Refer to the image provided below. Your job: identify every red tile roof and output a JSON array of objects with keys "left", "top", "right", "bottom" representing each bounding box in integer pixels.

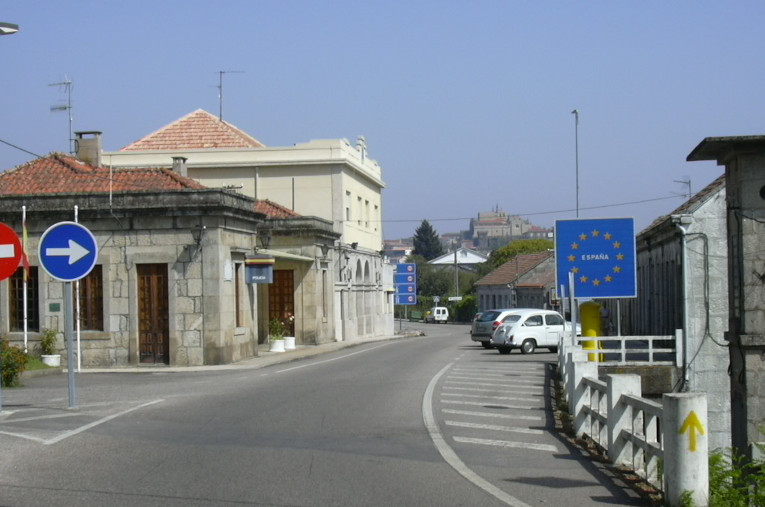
[
  {"left": 120, "top": 109, "right": 265, "bottom": 151},
  {"left": 254, "top": 199, "right": 300, "bottom": 219},
  {"left": 474, "top": 250, "right": 553, "bottom": 286},
  {"left": 0, "top": 153, "right": 207, "bottom": 195}
]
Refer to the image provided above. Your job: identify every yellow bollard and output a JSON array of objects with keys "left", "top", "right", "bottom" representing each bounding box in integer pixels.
[{"left": 580, "top": 301, "right": 603, "bottom": 361}]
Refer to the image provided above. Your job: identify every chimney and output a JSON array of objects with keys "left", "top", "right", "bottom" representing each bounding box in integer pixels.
[
  {"left": 74, "top": 131, "right": 102, "bottom": 166},
  {"left": 172, "top": 156, "right": 188, "bottom": 178}
]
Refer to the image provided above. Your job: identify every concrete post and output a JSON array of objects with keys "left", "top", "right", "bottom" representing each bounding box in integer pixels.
[
  {"left": 570, "top": 348, "right": 597, "bottom": 437},
  {"left": 606, "top": 374, "right": 642, "bottom": 466},
  {"left": 663, "top": 392, "right": 708, "bottom": 507}
]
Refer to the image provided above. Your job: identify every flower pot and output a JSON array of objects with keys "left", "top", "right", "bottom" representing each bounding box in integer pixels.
[
  {"left": 41, "top": 354, "right": 61, "bottom": 367},
  {"left": 284, "top": 336, "right": 296, "bottom": 350},
  {"left": 269, "top": 339, "right": 285, "bottom": 352}
]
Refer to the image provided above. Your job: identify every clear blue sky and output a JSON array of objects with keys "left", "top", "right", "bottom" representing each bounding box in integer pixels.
[{"left": 1, "top": 1, "right": 760, "bottom": 240}]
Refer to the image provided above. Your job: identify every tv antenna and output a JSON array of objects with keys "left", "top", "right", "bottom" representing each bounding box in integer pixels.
[
  {"left": 49, "top": 77, "right": 73, "bottom": 153},
  {"left": 673, "top": 177, "right": 692, "bottom": 200},
  {"left": 217, "top": 70, "right": 244, "bottom": 121}
]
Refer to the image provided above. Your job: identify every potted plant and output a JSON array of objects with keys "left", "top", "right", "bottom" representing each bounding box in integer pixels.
[
  {"left": 39, "top": 328, "right": 61, "bottom": 367},
  {"left": 269, "top": 317, "right": 286, "bottom": 352},
  {"left": 283, "top": 313, "right": 296, "bottom": 350}
]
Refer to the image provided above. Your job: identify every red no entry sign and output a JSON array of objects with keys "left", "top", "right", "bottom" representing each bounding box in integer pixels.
[{"left": 0, "top": 222, "right": 22, "bottom": 281}]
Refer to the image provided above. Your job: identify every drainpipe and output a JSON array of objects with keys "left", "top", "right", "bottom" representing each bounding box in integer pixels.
[{"left": 672, "top": 214, "right": 693, "bottom": 391}]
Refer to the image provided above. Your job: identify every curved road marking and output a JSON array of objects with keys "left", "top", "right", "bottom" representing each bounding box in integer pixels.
[{"left": 423, "top": 363, "right": 532, "bottom": 507}]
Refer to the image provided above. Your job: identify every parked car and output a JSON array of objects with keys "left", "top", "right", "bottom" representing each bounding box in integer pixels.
[
  {"left": 490, "top": 308, "right": 577, "bottom": 354},
  {"left": 470, "top": 309, "right": 517, "bottom": 349},
  {"left": 424, "top": 306, "right": 449, "bottom": 324}
]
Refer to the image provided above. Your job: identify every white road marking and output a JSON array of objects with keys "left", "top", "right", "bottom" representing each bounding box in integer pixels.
[
  {"left": 454, "top": 436, "right": 559, "bottom": 453},
  {"left": 273, "top": 343, "right": 392, "bottom": 373},
  {"left": 443, "top": 385, "right": 541, "bottom": 395},
  {"left": 442, "top": 408, "right": 541, "bottom": 422},
  {"left": 441, "top": 392, "right": 537, "bottom": 403},
  {"left": 424, "top": 363, "right": 532, "bottom": 507},
  {"left": 445, "top": 380, "right": 543, "bottom": 389},
  {"left": 445, "top": 420, "right": 544, "bottom": 435},
  {"left": 441, "top": 399, "right": 541, "bottom": 411},
  {"left": 448, "top": 375, "right": 544, "bottom": 385}
]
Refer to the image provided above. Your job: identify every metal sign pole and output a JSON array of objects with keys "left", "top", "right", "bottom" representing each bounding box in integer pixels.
[{"left": 65, "top": 282, "right": 77, "bottom": 408}]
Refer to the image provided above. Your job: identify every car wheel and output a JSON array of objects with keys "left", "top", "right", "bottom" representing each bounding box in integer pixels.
[
  {"left": 520, "top": 339, "right": 536, "bottom": 354},
  {"left": 481, "top": 341, "right": 493, "bottom": 349},
  {"left": 497, "top": 346, "right": 511, "bottom": 355}
]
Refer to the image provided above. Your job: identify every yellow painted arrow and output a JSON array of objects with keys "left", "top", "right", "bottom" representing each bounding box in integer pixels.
[{"left": 679, "top": 411, "right": 705, "bottom": 452}]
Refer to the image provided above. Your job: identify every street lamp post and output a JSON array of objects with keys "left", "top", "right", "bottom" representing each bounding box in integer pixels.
[
  {"left": 571, "top": 109, "right": 579, "bottom": 217},
  {"left": 0, "top": 22, "right": 19, "bottom": 36}
]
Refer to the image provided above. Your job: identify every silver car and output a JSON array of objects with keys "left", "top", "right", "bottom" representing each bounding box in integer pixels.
[{"left": 470, "top": 309, "right": 516, "bottom": 349}]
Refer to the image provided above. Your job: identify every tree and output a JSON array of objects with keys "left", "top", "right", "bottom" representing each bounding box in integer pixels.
[
  {"left": 487, "top": 238, "right": 554, "bottom": 270},
  {"left": 412, "top": 220, "right": 444, "bottom": 261}
]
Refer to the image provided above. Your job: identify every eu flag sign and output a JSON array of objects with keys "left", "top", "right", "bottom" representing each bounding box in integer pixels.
[{"left": 555, "top": 218, "right": 636, "bottom": 299}]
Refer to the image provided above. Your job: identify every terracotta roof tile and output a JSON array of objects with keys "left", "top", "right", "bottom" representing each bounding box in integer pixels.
[
  {"left": 0, "top": 153, "right": 207, "bottom": 195},
  {"left": 474, "top": 250, "right": 553, "bottom": 286},
  {"left": 254, "top": 199, "right": 300, "bottom": 219},
  {"left": 120, "top": 109, "right": 265, "bottom": 151}
]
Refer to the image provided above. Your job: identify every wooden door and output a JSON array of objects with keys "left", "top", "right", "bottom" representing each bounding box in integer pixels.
[
  {"left": 138, "top": 264, "right": 169, "bottom": 364},
  {"left": 268, "top": 270, "right": 295, "bottom": 336}
]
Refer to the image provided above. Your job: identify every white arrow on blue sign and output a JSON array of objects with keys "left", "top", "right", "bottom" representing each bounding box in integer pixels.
[{"left": 38, "top": 221, "right": 99, "bottom": 281}]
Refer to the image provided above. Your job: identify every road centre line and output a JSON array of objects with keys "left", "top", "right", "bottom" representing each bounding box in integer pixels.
[
  {"left": 441, "top": 399, "right": 542, "bottom": 411},
  {"left": 443, "top": 408, "right": 542, "bottom": 421},
  {"left": 445, "top": 420, "right": 544, "bottom": 435},
  {"left": 441, "top": 392, "right": 537, "bottom": 403},
  {"left": 424, "top": 363, "right": 532, "bottom": 507},
  {"left": 273, "top": 343, "right": 392, "bottom": 373},
  {"left": 454, "top": 436, "right": 559, "bottom": 453}
]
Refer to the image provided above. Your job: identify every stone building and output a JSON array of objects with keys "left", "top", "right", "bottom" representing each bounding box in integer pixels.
[
  {"left": 100, "top": 110, "right": 394, "bottom": 341},
  {"left": 688, "top": 136, "right": 765, "bottom": 461},
  {"left": 0, "top": 153, "right": 262, "bottom": 367},
  {"left": 602, "top": 174, "right": 730, "bottom": 451}
]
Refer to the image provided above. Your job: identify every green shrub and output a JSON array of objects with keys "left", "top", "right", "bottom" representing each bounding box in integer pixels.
[
  {"left": 1, "top": 338, "right": 29, "bottom": 387},
  {"left": 709, "top": 448, "right": 765, "bottom": 506}
]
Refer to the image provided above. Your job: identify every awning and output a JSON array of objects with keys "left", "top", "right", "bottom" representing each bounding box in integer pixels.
[{"left": 257, "top": 248, "right": 314, "bottom": 263}]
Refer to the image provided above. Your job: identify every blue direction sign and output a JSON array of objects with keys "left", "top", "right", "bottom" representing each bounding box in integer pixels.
[
  {"left": 555, "top": 218, "right": 636, "bottom": 299},
  {"left": 38, "top": 222, "right": 98, "bottom": 282},
  {"left": 394, "top": 263, "right": 417, "bottom": 305}
]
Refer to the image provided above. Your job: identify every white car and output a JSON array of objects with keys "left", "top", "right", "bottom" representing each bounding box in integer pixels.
[{"left": 490, "top": 309, "right": 578, "bottom": 354}]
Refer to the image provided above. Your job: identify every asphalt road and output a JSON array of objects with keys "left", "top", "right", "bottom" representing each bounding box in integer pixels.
[{"left": 0, "top": 323, "right": 647, "bottom": 506}]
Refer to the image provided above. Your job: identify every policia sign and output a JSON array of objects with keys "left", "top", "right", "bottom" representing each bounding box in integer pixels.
[{"left": 245, "top": 254, "right": 275, "bottom": 284}]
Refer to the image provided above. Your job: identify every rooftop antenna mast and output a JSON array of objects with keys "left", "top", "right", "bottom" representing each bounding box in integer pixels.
[
  {"left": 49, "top": 77, "right": 73, "bottom": 154},
  {"left": 217, "top": 70, "right": 244, "bottom": 121},
  {"left": 673, "top": 177, "right": 692, "bottom": 200}
]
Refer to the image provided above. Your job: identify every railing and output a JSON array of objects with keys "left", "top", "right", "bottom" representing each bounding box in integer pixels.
[
  {"left": 575, "top": 331, "right": 681, "bottom": 367},
  {"left": 559, "top": 343, "right": 708, "bottom": 506}
]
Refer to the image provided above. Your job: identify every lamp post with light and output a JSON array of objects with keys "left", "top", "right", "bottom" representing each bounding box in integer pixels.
[{"left": 571, "top": 109, "right": 579, "bottom": 217}]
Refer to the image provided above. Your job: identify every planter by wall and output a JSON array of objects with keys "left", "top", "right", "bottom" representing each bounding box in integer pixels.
[
  {"left": 41, "top": 354, "right": 61, "bottom": 367},
  {"left": 269, "top": 340, "right": 285, "bottom": 353},
  {"left": 284, "top": 336, "right": 296, "bottom": 350}
]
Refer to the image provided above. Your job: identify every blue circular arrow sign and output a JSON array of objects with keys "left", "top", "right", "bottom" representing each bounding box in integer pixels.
[{"left": 38, "top": 222, "right": 98, "bottom": 281}]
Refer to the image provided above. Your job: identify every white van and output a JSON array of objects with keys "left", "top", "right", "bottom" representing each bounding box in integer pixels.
[{"left": 424, "top": 306, "right": 449, "bottom": 324}]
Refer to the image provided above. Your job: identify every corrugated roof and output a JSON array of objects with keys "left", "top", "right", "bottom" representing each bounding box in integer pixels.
[
  {"left": 120, "top": 109, "right": 265, "bottom": 151},
  {"left": 254, "top": 199, "right": 300, "bottom": 219},
  {"left": 474, "top": 250, "right": 553, "bottom": 286},
  {"left": 0, "top": 153, "right": 207, "bottom": 194}
]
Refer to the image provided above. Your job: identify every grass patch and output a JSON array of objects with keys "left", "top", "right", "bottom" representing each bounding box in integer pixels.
[{"left": 25, "top": 357, "right": 54, "bottom": 371}]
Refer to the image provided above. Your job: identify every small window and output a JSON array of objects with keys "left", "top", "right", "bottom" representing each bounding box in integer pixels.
[
  {"left": 524, "top": 315, "right": 543, "bottom": 326},
  {"left": 9, "top": 266, "right": 39, "bottom": 332},
  {"left": 545, "top": 314, "right": 564, "bottom": 326}
]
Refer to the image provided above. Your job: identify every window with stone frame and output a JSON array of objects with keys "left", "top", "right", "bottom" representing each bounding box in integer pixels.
[
  {"left": 9, "top": 266, "right": 39, "bottom": 332},
  {"left": 75, "top": 265, "right": 104, "bottom": 331}
]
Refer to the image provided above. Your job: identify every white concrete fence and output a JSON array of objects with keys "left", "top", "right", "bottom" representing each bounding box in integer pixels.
[{"left": 559, "top": 343, "right": 709, "bottom": 506}]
